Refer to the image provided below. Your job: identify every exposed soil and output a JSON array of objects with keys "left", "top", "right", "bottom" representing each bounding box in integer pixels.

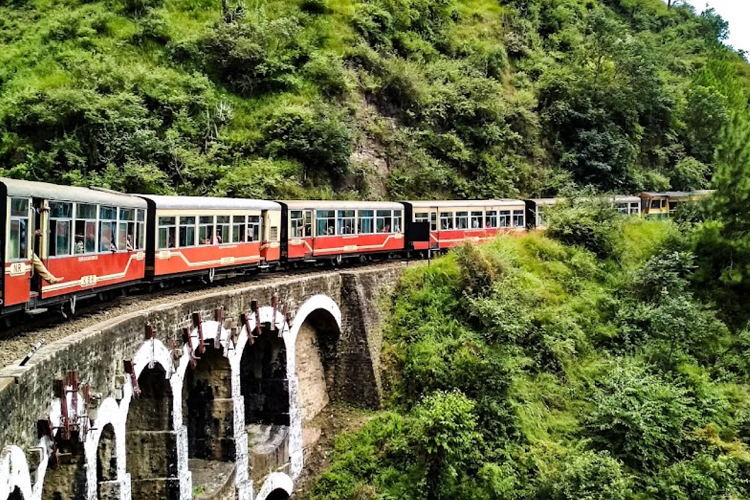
[{"left": 292, "top": 403, "right": 374, "bottom": 499}]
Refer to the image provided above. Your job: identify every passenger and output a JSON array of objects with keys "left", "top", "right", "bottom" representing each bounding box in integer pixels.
[
  {"left": 126, "top": 235, "right": 134, "bottom": 252},
  {"left": 110, "top": 240, "right": 117, "bottom": 252},
  {"left": 32, "top": 231, "right": 63, "bottom": 284},
  {"left": 75, "top": 236, "right": 84, "bottom": 254}
]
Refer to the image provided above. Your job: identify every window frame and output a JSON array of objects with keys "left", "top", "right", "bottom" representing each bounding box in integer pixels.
[
  {"left": 470, "top": 211, "right": 483, "bottom": 229},
  {"left": 158, "top": 216, "right": 177, "bottom": 250},
  {"left": 75, "top": 203, "right": 98, "bottom": 255},
  {"left": 8, "top": 197, "right": 29, "bottom": 261},
  {"left": 49, "top": 201, "right": 73, "bottom": 258},
  {"left": 179, "top": 216, "right": 197, "bottom": 248},
  {"left": 440, "top": 212, "right": 454, "bottom": 230},
  {"left": 316, "top": 210, "right": 336, "bottom": 237}
]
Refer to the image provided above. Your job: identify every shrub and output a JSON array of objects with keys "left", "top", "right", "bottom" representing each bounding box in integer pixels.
[
  {"left": 585, "top": 361, "right": 699, "bottom": 471},
  {"left": 536, "top": 450, "right": 632, "bottom": 500},
  {"left": 545, "top": 196, "right": 622, "bottom": 258}
]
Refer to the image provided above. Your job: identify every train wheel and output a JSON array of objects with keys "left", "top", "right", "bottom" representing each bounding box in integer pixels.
[
  {"left": 61, "top": 295, "right": 77, "bottom": 319},
  {"left": 332, "top": 254, "right": 342, "bottom": 267},
  {"left": 206, "top": 268, "right": 216, "bottom": 284}
]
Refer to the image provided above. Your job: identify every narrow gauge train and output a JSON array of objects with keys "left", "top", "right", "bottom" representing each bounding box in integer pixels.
[{"left": 0, "top": 178, "right": 712, "bottom": 325}]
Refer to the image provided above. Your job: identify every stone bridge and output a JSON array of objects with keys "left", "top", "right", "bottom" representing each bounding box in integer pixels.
[{"left": 0, "top": 264, "right": 406, "bottom": 500}]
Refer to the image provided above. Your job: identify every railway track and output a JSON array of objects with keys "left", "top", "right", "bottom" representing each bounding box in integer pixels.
[{"left": 0, "top": 260, "right": 410, "bottom": 370}]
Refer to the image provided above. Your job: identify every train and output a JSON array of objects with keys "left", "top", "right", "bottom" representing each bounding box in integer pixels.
[{"left": 0, "top": 178, "right": 713, "bottom": 325}]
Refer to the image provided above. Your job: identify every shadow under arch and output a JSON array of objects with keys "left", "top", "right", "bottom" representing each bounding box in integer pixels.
[
  {"left": 240, "top": 325, "right": 290, "bottom": 482},
  {"left": 8, "top": 487, "right": 23, "bottom": 500},
  {"left": 96, "top": 423, "right": 118, "bottom": 498},
  {"left": 125, "top": 364, "right": 179, "bottom": 500},
  {"left": 41, "top": 431, "right": 86, "bottom": 500},
  {"left": 266, "top": 489, "right": 290, "bottom": 500},
  {"left": 294, "top": 308, "right": 341, "bottom": 424}
]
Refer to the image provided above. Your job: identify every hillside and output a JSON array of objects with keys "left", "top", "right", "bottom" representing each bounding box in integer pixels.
[
  {"left": 311, "top": 201, "right": 750, "bottom": 500},
  {"left": 1, "top": 0, "right": 749, "bottom": 199}
]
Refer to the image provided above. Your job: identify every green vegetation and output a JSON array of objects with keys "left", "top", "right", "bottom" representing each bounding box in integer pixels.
[
  {"left": 1, "top": 0, "right": 749, "bottom": 197},
  {"left": 311, "top": 199, "right": 750, "bottom": 499}
]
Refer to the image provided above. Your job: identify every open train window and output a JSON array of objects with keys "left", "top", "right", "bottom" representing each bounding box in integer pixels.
[
  {"left": 290, "top": 211, "right": 305, "bottom": 238},
  {"left": 179, "top": 217, "right": 196, "bottom": 247},
  {"left": 440, "top": 212, "right": 453, "bottom": 230},
  {"left": 630, "top": 203, "right": 640, "bottom": 215},
  {"left": 49, "top": 202, "right": 73, "bottom": 257},
  {"left": 650, "top": 199, "right": 661, "bottom": 209},
  {"left": 99, "top": 206, "right": 117, "bottom": 252},
  {"left": 316, "top": 210, "right": 335, "bottom": 236},
  {"left": 119, "top": 209, "right": 136, "bottom": 252},
  {"left": 158, "top": 217, "right": 176, "bottom": 249},
  {"left": 136, "top": 210, "right": 146, "bottom": 250},
  {"left": 8, "top": 198, "right": 29, "bottom": 261},
  {"left": 216, "top": 216, "right": 230, "bottom": 244},
  {"left": 470, "top": 211, "right": 483, "bottom": 229},
  {"left": 485, "top": 211, "right": 498, "bottom": 228},
  {"left": 232, "top": 216, "right": 246, "bottom": 242},
  {"left": 376, "top": 210, "right": 392, "bottom": 233},
  {"left": 247, "top": 215, "right": 262, "bottom": 241},
  {"left": 393, "top": 210, "right": 402, "bottom": 232},
  {"left": 199, "top": 216, "right": 214, "bottom": 245},
  {"left": 513, "top": 210, "right": 525, "bottom": 227},
  {"left": 75, "top": 203, "right": 97, "bottom": 254},
  {"left": 338, "top": 210, "right": 356, "bottom": 235},
  {"left": 358, "top": 210, "right": 374, "bottom": 234},
  {"left": 499, "top": 210, "right": 511, "bottom": 228}
]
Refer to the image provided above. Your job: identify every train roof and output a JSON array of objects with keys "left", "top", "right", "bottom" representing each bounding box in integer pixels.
[
  {"left": 0, "top": 178, "right": 146, "bottom": 208},
  {"left": 279, "top": 200, "right": 404, "bottom": 210},
  {"left": 136, "top": 195, "right": 280, "bottom": 211},
  {"left": 641, "top": 190, "right": 714, "bottom": 198},
  {"left": 405, "top": 199, "right": 525, "bottom": 208}
]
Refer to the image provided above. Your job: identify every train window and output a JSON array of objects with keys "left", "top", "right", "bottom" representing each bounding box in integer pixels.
[
  {"left": 216, "top": 216, "right": 230, "bottom": 244},
  {"left": 8, "top": 198, "right": 29, "bottom": 261},
  {"left": 630, "top": 203, "right": 640, "bottom": 214},
  {"left": 499, "top": 210, "right": 511, "bottom": 228},
  {"left": 393, "top": 211, "right": 402, "bottom": 232},
  {"left": 158, "top": 217, "right": 176, "bottom": 249},
  {"left": 485, "top": 211, "right": 498, "bottom": 228},
  {"left": 119, "top": 209, "right": 134, "bottom": 252},
  {"left": 414, "top": 212, "right": 429, "bottom": 223},
  {"left": 247, "top": 215, "right": 262, "bottom": 242},
  {"left": 616, "top": 203, "right": 628, "bottom": 214},
  {"left": 136, "top": 210, "right": 146, "bottom": 250},
  {"left": 99, "top": 206, "right": 118, "bottom": 252},
  {"left": 358, "top": 210, "right": 374, "bottom": 234},
  {"left": 456, "top": 212, "right": 469, "bottom": 230},
  {"left": 199, "top": 216, "right": 214, "bottom": 245},
  {"left": 470, "top": 211, "right": 483, "bottom": 229},
  {"left": 430, "top": 212, "right": 437, "bottom": 231},
  {"left": 49, "top": 202, "right": 73, "bottom": 257},
  {"left": 316, "top": 210, "right": 336, "bottom": 236},
  {"left": 179, "top": 217, "right": 196, "bottom": 247},
  {"left": 669, "top": 202, "right": 680, "bottom": 212},
  {"left": 75, "top": 203, "right": 97, "bottom": 254},
  {"left": 290, "top": 211, "right": 305, "bottom": 238},
  {"left": 376, "top": 210, "right": 392, "bottom": 233},
  {"left": 440, "top": 212, "right": 454, "bottom": 230},
  {"left": 338, "top": 210, "right": 356, "bottom": 235},
  {"left": 513, "top": 210, "right": 525, "bottom": 227},
  {"left": 650, "top": 199, "right": 661, "bottom": 209},
  {"left": 232, "top": 216, "right": 246, "bottom": 243}
]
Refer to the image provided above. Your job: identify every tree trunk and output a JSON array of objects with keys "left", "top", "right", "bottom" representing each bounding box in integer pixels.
[{"left": 222, "top": 0, "right": 229, "bottom": 21}]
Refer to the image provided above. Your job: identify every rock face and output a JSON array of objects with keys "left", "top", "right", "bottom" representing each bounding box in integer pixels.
[{"left": 0, "top": 263, "right": 407, "bottom": 500}]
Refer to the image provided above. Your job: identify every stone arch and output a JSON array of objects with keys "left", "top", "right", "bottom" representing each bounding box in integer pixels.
[
  {"left": 253, "top": 472, "right": 293, "bottom": 500},
  {"left": 0, "top": 446, "right": 33, "bottom": 500},
  {"left": 125, "top": 364, "right": 180, "bottom": 500},
  {"left": 96, "top": 424, "right": 118, "bottom": 499},
  {"left": 285, "top": 295, "right": 342, "bottom": 479}
]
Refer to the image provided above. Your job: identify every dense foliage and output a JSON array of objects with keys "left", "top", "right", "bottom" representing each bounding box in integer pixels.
[
  {"left": 1, "top": 0, "right": 749, "bottom": 197},
  {"left": 311, "top": 203, "right": 750, "bottom": 499}
]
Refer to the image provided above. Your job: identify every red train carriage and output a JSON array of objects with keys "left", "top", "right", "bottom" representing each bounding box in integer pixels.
[
  {"left": 279, "top": 201, "right": 405, "bottom": 263},
  {"left": 136, "top": 196, "right": 281, "bottom": 281},
  {"left": 1, "top": 178, "right": 148, "bottom": 320},
  {"left": 403, "top": 200, "right": 527, "bottom": 252}
]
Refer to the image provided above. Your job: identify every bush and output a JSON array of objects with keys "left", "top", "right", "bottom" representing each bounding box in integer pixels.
[
  {"left": 546, "top": 196, "right": 622, "bottom": 258},
  {"left": 585, "top": 361, "right": 699, "bottom": 471},
  {"left": 536, "top": 450, "right": 632, "bottom": 500}
]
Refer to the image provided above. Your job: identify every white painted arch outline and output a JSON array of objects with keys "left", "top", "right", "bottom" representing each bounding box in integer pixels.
[{"left": 0, "top": 294, "right": 344, "bottom": 500}]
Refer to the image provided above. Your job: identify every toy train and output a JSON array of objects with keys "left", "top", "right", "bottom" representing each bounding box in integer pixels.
[{"left": 0, "top": 178, "right": 712, "bottom": 324}]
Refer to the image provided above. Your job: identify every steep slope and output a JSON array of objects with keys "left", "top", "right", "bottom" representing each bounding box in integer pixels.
[{"left": 0, "top": 0, "right": 748, "bottom": 198}]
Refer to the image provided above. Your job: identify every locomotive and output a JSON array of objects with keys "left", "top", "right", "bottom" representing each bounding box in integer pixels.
[{"left": 0, "top": 178, "right": 711, "bottom": 325}]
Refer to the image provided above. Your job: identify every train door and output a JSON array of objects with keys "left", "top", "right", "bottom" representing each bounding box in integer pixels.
[
  {"left": 5, "top": 196, "right": 32, "bottom": 307},
  {"left": 30, "top": 198, "right": 46, "bottom": 296}
]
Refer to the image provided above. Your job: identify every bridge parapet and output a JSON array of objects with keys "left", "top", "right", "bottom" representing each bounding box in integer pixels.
[{"left": 0, "top": 264, "right": 406, "bottom": 500}]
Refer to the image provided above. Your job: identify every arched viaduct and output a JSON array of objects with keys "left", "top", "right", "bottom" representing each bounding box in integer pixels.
[{"left": 0, "top": 264, "right": 405, "bottom": 500}]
